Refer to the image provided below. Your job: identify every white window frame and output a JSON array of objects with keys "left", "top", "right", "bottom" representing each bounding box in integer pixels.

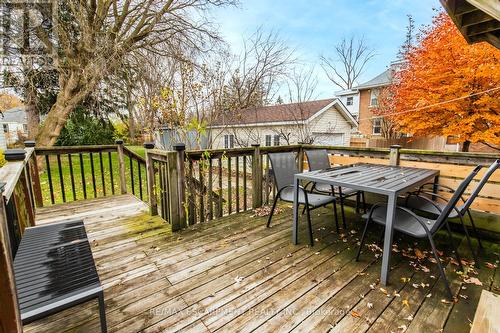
[
  {"left": 224, "top": 134, "right": 234, "bottom": 148},
  {"left": 273, "top": 135, "right": 280, "bottom": 146},
  {"left": 369, "top": 89, "right": 379, "bottom": 107},
  {"left": 372, "top": 117, "right": 382, "bottom": 135},
  {"left": 265, "top": 134, "right": 272, "bottom": 146},
  {"left": 346, "top": 96, "right": 353, "bottom": 106}
]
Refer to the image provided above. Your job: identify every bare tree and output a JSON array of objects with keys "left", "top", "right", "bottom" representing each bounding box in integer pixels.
[
  {"left": 320, "top": 36, "right": 375, "bottom": 90},
  {"left": 5, "top": 0, "right": 236, "bottom": 146}
]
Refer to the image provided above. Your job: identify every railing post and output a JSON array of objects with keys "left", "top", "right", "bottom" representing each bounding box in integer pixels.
[
  {"left": 115, "top": 140, "right": 127, "bottom": 194},
  {"left": 0, "top": 182, "right": 22, "bottom": 332},
  {"left": 252, "top": 143, "right": 263, "bottom": 209},
  {"left": 24, "top": 140, "right": 43, "bottom": 208},
  {"left": 144, "top": 142, "right": 157, "bottom": 216},
  {"left": 389, "top": 145, "right": 401, "bottom": 166},
  {"left": 173, "top": 143, "right": 187, "bottom": 230},
  {"left": 297, "top": 142, "right": 304, "bottom": 172}
]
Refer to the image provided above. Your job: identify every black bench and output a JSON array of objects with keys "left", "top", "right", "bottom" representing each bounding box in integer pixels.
[{"left": 13, "top": 219, "right": 107, "bottom": 332}]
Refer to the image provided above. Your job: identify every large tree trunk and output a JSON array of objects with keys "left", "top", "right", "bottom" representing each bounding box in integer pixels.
[
  {"left": 462, "top": 140, "right": 471, "bottom": 152},
  {"left": 25, "top": 103, "right": 40, "bottom": 139},
  {"left": 35, "top": 73, "right": 91, "bottom": 146}
]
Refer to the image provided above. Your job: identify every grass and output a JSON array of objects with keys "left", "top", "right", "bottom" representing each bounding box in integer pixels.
[{"left": 39, "top": 146, "right": 146, "bottom": 206}]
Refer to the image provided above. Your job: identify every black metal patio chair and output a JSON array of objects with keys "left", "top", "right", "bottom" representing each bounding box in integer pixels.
[
  {"left": 305, "top": 149, "right": 367, "bottom": 227},
  {"left": 266, "top": 152, "right": 340, "bottom": 245},
  {"left": 404, "top": 160, "right": 499, "bottom": 266},
  {"left": 356, "top": 165, "right": 482, "bottom": 300}
]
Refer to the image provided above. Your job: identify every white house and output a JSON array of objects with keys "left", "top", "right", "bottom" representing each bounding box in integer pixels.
[
  {"left": 209, "top": 98, "right": 357, "bottom": 149},
  {"left": 334, "top": 89, "right": 360, "bottom": 120},
  {"left": 1, "top": 106, "right": 27, "bottom": 145}
]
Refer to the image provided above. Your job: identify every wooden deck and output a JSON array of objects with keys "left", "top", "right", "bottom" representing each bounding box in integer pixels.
[{"left": 26, "top": 195, "right": 499, "bottom": 333}]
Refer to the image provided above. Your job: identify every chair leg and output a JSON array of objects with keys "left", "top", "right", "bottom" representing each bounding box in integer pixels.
[
  {"left": 267, "top": 195, "right": 279, "bottom": 228},
  {"left": 458, "top": 214, "right": 480, "bottom": 268},
  {"left": 355, "top": 192, "right": 360, "bottom": 214},
  {"left": 305, "top": 204, "right": 314, "bottom": 246},
  {"left": 428, "top": 235, "right": 454, "bottom": 300},
  {"left": 361, "top": 191, "right": 367, "bottom": 213},
  {"left": 356, "top": 217, "right": 371, "bottom": 261},
  {"left": 444, "top": 221, "right": 464, "bottom": 272},
  {"left": 467, "top": 209, "right": 483, "bottom": 249},
  {"left": 333, "top": 200, "right": 340, "bottom": 233},
  {"left": 339, "top": 195, "right": 347, "bottom": 229},
  {"left": 98, "top": 292, "right": 108, "bottom": 333}
]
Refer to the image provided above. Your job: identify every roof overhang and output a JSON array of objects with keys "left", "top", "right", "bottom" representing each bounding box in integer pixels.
[{"left": 440, "top": 0, "right": 500, "bottom": 49}]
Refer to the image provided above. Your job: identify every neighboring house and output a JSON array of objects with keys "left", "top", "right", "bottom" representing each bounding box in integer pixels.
[
  {"left": 1, "top": 106, "right": 27, "bottom": 145},
  {"left": 335, "top": 89, "right": 359, "bottom": 120},
  {"left": 209, "top": 98, "right": 357, "bottom": 149}
]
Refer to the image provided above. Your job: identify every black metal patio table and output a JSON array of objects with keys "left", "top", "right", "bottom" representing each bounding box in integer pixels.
[
  {"left": 292, "top": 163, "right": 439, "bottom": 285},
  {"left": 13, "top": 219, "right": 107, "bottom": 332}
]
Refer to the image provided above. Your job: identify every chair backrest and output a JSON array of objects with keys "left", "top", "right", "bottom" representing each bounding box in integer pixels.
[
  {"left": 268, "top": 152, "right": 299, "bottom": 191},
  {"left": 305, "top": 149, "right": 330, "bottom": 171},
  {"left": 431, "top": 165, "right": 482, "bottom": 233},
  {"left": 461, "top": 159, "right": 500, "bottom": 213}
]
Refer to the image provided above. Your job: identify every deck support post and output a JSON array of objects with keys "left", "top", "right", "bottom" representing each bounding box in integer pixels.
[
  {"left": 172, "top": 144, "right": 187, "bottom": 231},
  {"left": 144, "top": 142, "right": 157, "bottom": 216},
  {"left": 0, "top": 182, "right": 22, "bottom": 332},
  {"left": 252, "top": 144, "right": 263, "bottom": 209},
  {"left": 115, "top": 140, "right": 127, "bottom": 194},
  {"left": 389, "top": 145, "right": 401, "bottom": 166},
  {"left": 24, "top": 141, "right": 43, "bottom": 208}
]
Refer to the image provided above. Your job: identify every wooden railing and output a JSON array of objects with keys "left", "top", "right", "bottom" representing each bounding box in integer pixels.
[
  {"left": 31, "top": 140, "right": 147, "bottom": 207},
  {"left": 1, "top": 142, "right": 498, "bottom": 234}
]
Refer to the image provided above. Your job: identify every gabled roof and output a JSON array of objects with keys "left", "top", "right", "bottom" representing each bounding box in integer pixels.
[
  {"left": 211, "top": 98, "right": 357, "bottom": 128},
  {"left": 355, "top": 69, "right": 392, "bottom": 90},
  {"left": 1, "top": 106, "right": 27, "bottom": 124}
]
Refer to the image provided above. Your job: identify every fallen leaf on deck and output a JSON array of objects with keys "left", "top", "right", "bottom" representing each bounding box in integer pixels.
[
  {"left": 367, "top": 302, "right": 373, "bottom": 309},
  {"left": 415, "top": 248, "right": 425, "bottom": 260},
  {"left": 412, "top": 283, "right": 419, "bottom": 289},
  {"left": 234, "top": 276, "right": 244, "bottom": 283},
  {"left": 380, "top": 288, "right": 388, "bottom": 294},
  {"left": 426, "top": 293, "right": 432, "bottom": 298},
  {"left": 464, "top": 277, "right": 482, "bottom": 286},
  {"left": 402, "top": 299, "right": 410, "bottom": 307},
  {"left": 405, "top": 314, "right": 414, "bottom": 321},
  {"left": 398, "top": 324, "right": 407, "bottom": 331},
  {"left": 369, "top": 283, "right": 376, "bottom": 290},
  {"left": 441, "top": 299, "right": 453, "bottom": 304},
  {"left": 459, "top": 294, "right": 468, "bottom": 299},
  {"left": 351, "top": 311, "right": 361, "bottom": 318},
  {"left": 400, "top": 277, "right": 411, "bottom": 283}
]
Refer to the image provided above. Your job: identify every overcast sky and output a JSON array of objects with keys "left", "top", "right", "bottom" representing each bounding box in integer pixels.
[{"left": 211, "top": 0, "right": 441, "bottom": 99}]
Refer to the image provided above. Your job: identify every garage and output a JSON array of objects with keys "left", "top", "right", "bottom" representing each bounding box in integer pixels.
[{"left": 313, "top": 132, "right": 345, "bottom": 146}]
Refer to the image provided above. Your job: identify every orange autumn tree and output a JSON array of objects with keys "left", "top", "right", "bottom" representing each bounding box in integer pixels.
[{"left": 383, "top": 12, "right": 500, "bottom": 151}]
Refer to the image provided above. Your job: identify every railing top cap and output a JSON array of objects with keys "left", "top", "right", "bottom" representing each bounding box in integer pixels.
[
  {"left": 115, "top": 139, "right": 124, "bottom": 144},
  {"left": 24, "top": 140, "right": 36, "bottom": 147},
  {"left": 4, "top": 149, "right": 26, "bottom": 161},
  {"left": 173, "top": 143, "right": 185, "bottom": 151},
  {"left": 143, "top": 142, "right": 155, "bottom": 149}
]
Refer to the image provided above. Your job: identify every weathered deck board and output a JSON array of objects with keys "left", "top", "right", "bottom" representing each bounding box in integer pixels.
[{"left": 24, "top": 195, "right": 498, "bottom": 333}]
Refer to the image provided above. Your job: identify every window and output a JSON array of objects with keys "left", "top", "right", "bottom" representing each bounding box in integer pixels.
[
  {"left": 224, "top": 134, "right": 234, "bottom": 148},
  {"left": 23, "top": 124, "right": 28, "bottom": 132},
  {"left": 265, "top": 135, "right": 272, "bottom": 146},
  {"left": 273, "top": 135, "right": 280, "bottom": 146},
  {"left": 346, "top": 96, "right": 353, "bottom": 106},
  {"left": 372, "top": 118, "right": 382, "bottom": 135},
  {"left": 3, "top": 124, "right": 8, "bottom": 133},
  {"left": 370, "top": 89, "right": 379, "bottom": 106}
]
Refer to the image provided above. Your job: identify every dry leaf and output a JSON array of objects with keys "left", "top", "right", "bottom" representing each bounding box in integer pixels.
[
  {"left": 464, "top": 277, "right": 482, "bottom": 286},
  {"left": 400, "top": 277, "right": 411, "bottom": 283},
  {"left": 415, "top": 248, "right": 425, "bottom": 260},
  {"left": 398, "top": 324, "right": 407, "bottom": 331},
  {"left": 405, "top": 315, "right": 414, "bottom": 321},
  {"left": 485, "top": 262, "right": 497, "bottom": 269},
  {"left": 441, "top": 299, "right": 452, "bottom": 304},
  {"left": 234, "top": 276, "right": 244, "bottom": 283},
  {"left": 380, "top": 288, "right": 388, "bottom": 294},
  {"left": 367, "top": 302, "right": 374, "bottom": 309},
  {"left": 351, "top": 311, "right": 361, "bottom": 318},
  {"left": 402, "top": 299, "right": 410, "bottom": 307}
]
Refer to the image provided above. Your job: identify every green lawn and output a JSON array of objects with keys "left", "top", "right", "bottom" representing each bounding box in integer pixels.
[{"left": 39, "top": 146, "right": 147, "bottom": 206}]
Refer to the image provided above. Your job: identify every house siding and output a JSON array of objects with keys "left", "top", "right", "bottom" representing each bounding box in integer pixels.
[
  {"left": 210, "top": 104, "right": 353, "bottom": 148},
  {"left": 358, "top": 89, "right": 378, "bottom": 136},
  {"left": 0, "top": 130, "right": 6, "bottom": 150}
]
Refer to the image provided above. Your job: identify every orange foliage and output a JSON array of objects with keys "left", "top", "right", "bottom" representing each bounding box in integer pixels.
[
  {"left": 0, "top": 93, "right": 22, "bottom": 113},
  {"left": 385, "top": 12, "right": 500, "bottom": 147}
]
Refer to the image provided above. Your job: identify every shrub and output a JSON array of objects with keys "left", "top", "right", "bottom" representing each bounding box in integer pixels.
[{"left": 57, "top": 107, "right": 115, "bottom": 146}]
